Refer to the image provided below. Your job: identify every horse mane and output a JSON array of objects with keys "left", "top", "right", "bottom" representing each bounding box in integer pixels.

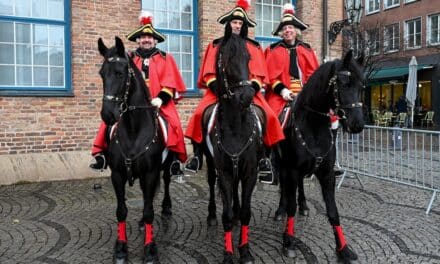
[{"left": 216, "top": 34, "right": 250, "bottom": 77}]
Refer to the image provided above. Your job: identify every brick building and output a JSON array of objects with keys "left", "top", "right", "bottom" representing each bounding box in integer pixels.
[
  {"left": 0, "top": 0, "right": 342, "bottom": 184},
  {"left": 354, "top": 0, "right": 440, "bottom": 126}
]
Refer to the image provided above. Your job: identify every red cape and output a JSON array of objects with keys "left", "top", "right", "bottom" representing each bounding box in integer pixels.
[
  {"left": 92, "top": 51, "right": 187, "bottom": 162},
  {"left": 185, "top": 39, "right": 284, "bottom": 147},
  {"left": 264, "top": 42, "right": 319, "bottom": 116}
]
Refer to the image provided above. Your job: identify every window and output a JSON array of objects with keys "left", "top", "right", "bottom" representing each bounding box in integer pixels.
[
  {"left": 384, "top": 0, "right": 399, "bottom": 9},
  {"left": 255, "top": 0, "right": 293, "bottom": 49},
  {"left": 366, "top": 0, "right": 380, "bottom": 15},
  {"left": 350, "top": 33, "right": 364, "bottom": 58},
  {"left": 405, "top": 18, "right": 422, "bottom": 49},
  {"left": 0, "top": 0, "right": 71, "bottom": 96},
  {"left": 367, "top": 29, "right": 380, "bottom": 55},
  {"left": 384, "top": 23, "right": 399, "bottom": 52},
  {"left": 428, "top": 13, "right": 440, "bottom": 45},
  {"left": 142, "top": 0, "right": 198, "bottom": 93}
]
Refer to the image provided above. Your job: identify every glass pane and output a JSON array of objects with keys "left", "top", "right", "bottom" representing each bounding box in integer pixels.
[
  {"left": 154, "top": 0, "right": 166, "bottom": 10},
  {"left": 181, "top": 36, "right": 191, "bottom": 53},
  {"left": 16, "top": 23, "right": 31, "bottom": 43},
  {"left": 256, "top": 4, "right": 262, "bottom": 21},
  {"left": 263, "top": 6, "right": 272, "bottom": 21},
  {"left": 182, "top": 54, "right": 191, "bottom": 71},
  {"left": 169, "top": 35, "right": 179, "bottom": 52},
  {"left": 16, "top": 0, "right": 32, "bottom": 17},
  {"left": 182, "top": 13, "right": 191, "bottom": 30},
  {"left": 155, "top": 11, "right": 168, "bottom": 28},
  {"left": 16, "top": 44, "right": 32, "bottom": 64},
  {"left": 183, "top": 72, "right": 192, "bottom": 88},
  {"left": 0, "top": 65, "right": 14, "bottom": 85},
  {"left": 32, "top": 0, "right": 47, "bottom": 18},
  {"left": 34, "top": 66, "right": 48, "bottom": 86},
  {"left": 0, "top": 44, "right": 14, "bottom": 64},
  {"left": 169, "top": 0, "right": 178, "bottom": 11},
  {"left": 273, "top": 6, "right": 281, "bottom": 20},
  {"left": 169, "top": 12, "right": 180, "bottom": 30},
  {"left": 181, "top": 0, "right": 192, "bottom": 12},
  {"left": 17, "top": 66, "right": 32, "bottom": 85},
  {"left": 49, "top": 47, "right": 63, "bottom": 66},
  {"left": 49, "top": 25, "right": 64, "bottom": 46},
  {"left": 47, "top": 0, "right": 64, "bottom": 20},
  {"left": 50, "top": 67, "right": 64, "bottom": 86},
  {"left": 263, "top": 21, "right": 272, "bottom": 36},
  {"left": 0, "top": 22, "right": 14, "bottom": 42},
  {"left": 0, "top": 0, "right": 13, "bottom": 15},
  {"left": 34, "top": 24, "right": 48, "bottom": 45},
  {"left": 172, "top": 52, "right": 180, "bottom": 67},
  {"left": 34, "top": 46, "right": 48, "bottom": 65}
]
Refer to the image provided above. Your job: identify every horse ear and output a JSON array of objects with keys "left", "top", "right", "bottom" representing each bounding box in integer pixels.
[
  {"left": 356, "top": 52, "right": 365, "bottom": 66},
  {"left": 343, "top": 49, "right": 354, "bottom": 67},
  {"left": 98, "top": 38, "right": 108, "bottom": 57},
  {"left": 115, "top": 36, "right": 125, "bottom": 57}
]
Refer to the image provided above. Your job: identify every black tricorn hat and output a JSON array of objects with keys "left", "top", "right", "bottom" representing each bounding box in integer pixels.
[
  {"left": 127, "top": 11, "right": 166, "bottom": 43},
  {"left": 272, "top": 3, "right": 308, "bottom": 36},
  {"left": 217, "top": 0, "right": 257, "bottom": 27}
]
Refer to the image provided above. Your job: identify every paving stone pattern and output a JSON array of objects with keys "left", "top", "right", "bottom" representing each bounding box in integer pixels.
[{"left": 0, "top": 171, "right": 439, "bottom": 264}]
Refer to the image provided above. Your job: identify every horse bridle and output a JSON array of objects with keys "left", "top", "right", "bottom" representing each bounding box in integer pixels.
[
  {"left": 102, "top": 54, "right": 155, "bottom": 115},
  {"left": 217, "top": 53, "right": 252, "bottom": 100},
  {"left": 329, "top": 70, "right": 363, "bottom": 119}
]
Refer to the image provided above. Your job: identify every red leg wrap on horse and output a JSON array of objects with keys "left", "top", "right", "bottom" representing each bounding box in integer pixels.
[
  {"left": 224, "top": 231, "right": 233, "bottom": 253},
  {"left": 144, "top": 224, "right": 153, "bottom": 245},
  {"left": 117, "top": 221, "right": 127, "bottom": 242},
  {"left": 333, "top": 225, "right": 347, "bottom": 251},
  {"left": 239, "top": 225, "right": 249, "bottom": 247},
  {"left": 285, "top": 217, "right": 295, "bottom": 236}
]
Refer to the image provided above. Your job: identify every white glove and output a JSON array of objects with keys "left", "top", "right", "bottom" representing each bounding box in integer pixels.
[
  {"left": 280, "top": 88, "right": 294, "bottom": 101},
  {"left": 151, "top": 97, "right": 163, "bottom": 108}
]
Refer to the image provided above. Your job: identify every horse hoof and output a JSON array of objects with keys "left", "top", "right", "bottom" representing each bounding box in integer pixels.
[
  {"left": 113, "top": 240, "right": 128, "bottom": 263},
  {"left": 207, "top": 216, "right": 218, "bottom": 226},
  {"left": 283, "top": 247, "right": 297, "bottom": 258},
  {"left": 274, "top": 209, "right": 285, "bottom": 221},
  {"left": 299, "top": 209, "right": 309, "bottom": 216},
  {"left": 143, "top": 243, "right": 159, "bottom": 264},
  {"left": 337, "top": 245, "right": 358, "bottom": 263},
  {"left": 223, "top": 251, "right": 234, "bottom": 264},
  {"left": 162, "top": 206, "right": 172, "bottom": 216},
  {"left": 238, "top": 244, "right": 255, "bottom": 264}
]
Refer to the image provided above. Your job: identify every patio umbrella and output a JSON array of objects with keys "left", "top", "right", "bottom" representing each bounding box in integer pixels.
[{"left": 405, "top": 56, "right": 417, "bottom": 127}]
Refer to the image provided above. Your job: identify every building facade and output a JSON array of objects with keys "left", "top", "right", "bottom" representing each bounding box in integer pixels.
[
  {"left": 355, "top": 0, "right": 440, "bottom": 125},
  {"left": 0, "top": 0, "right": 342, "bottom": 184}
]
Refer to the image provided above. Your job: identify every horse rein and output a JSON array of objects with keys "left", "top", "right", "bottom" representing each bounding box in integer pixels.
[{"left": 329, "top": 70, "right": 363, "bottom": 119}]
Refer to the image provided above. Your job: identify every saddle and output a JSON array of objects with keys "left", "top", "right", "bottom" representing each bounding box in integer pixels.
[{"left": 278, "top": 98, "right": 297, "bottom": 129}]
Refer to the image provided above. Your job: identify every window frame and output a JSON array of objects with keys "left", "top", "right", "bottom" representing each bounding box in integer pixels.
[
  {"left": 383, "top": 23, "right": 400, "bottom": 53},
  {"left": 427, "top": 13, "right": 440, "bottom": 46},
  {"left": 366, "top": 0, "right": 381, "bottom": 15},
  {"left": 404, "top": 17, "right": 422, "bottom": 50},
  {"left": 367, "top": 28, "right": 380, "bottom": 56},
  {"left": 255, "top": 0, "right": 296, "bottom": 49},
  {"left": 141, "top": 0, "right": 199, "bottom": 96},
  {"left": 383, "top": 0, "right": 400, "bottom": 10},
  {"left": 0, "top": 0, "right": 72, "bottom": 97},
  {"left": 404, "top": 0, "right": 417, "bottom": 4}
]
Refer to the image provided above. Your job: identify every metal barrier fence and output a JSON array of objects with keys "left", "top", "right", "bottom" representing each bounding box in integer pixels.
[{"left": 336, "top": 125, "right": 440, "bottom": 214}]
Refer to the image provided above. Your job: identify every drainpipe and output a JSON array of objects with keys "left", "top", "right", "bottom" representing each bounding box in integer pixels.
[{"left": 323, "top": 0, "right": 328, "bottom": 62}]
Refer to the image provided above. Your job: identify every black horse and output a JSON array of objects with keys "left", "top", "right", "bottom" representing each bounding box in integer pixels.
[
  {"left": 202, "top": 34, "right": 264, "bottom": 264},
  {"left": 278, "top": 50, "right": 364, "bottom": 263},
  {"left": 98, "top": 37, "right": 174, "bottom": 264}
]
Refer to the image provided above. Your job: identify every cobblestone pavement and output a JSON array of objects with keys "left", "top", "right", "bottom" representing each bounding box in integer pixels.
[{"left": 0, "top": 170, "right": 439, "bottom": 264}]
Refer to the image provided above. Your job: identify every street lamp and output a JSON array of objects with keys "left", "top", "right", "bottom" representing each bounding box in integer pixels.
[{"left": 328, "top": 0, "right": 363, "bottom": 45}]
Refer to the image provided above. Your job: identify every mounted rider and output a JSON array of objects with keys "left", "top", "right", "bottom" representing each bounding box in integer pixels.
[
  {"left": 90, "top": 11, "right": 187, "bottom": 176},
  {"left": 184, "top": 0, "right": 285, "bottom": 173},
  {"left": 260, "top": 3, "right": 320, "bottom": 184}
]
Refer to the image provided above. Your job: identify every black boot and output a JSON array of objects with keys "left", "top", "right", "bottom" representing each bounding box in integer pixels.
[
  {"left": 90, "top": 153, "right": 107, "bottom": 170},
  {"left": 185, "top": 142, "right": 203, "bottom": 172},
  {"left": 170, "top": 160, "right": 184, "bottom": 177},
  {"left": 258, "top": 158, "right": 273, "bottom": 184}
]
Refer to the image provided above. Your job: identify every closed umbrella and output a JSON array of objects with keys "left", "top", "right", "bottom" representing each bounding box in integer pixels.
[{"left": 405, "top": 56, "right": 417, "bottom": 127}]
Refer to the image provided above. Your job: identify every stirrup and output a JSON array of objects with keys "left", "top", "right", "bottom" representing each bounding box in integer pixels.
[
  {"left": 184, "top": 156, "right": 200, "bottom": 173},
  {"left": 89, "top": 153, "right": 107, "bottom": 171},
  {"left": 258, "top": 172, "right": 274, "bottom": 184},
  {"left": 258, "top": 158, "right": 272, "bottom": 173},
  {"left": 170, "top": 160, "right": 184, "bottom": 177}
]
